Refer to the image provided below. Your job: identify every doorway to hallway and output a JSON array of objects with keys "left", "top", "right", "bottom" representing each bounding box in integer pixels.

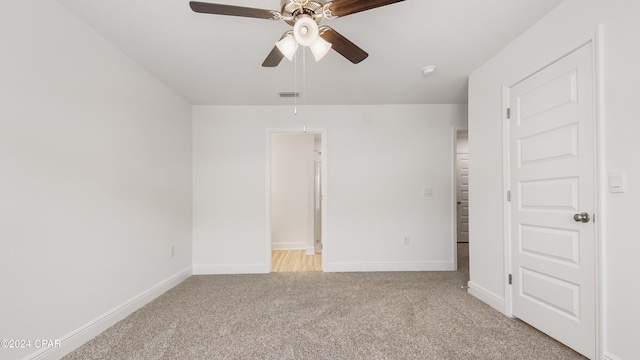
[
  {"left": 456, "top": 131, "right": 469, "bottom": 243},
  {"left": 268, "top": 131, "right": 325, "bottom": 272}
]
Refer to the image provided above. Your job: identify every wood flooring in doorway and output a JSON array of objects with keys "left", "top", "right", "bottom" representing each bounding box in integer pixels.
[{"left": 272, "top": 250, "right": 322, "bottom": 272}]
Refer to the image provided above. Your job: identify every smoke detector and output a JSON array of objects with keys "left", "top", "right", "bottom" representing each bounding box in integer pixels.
[{"left": 422, "top": 65, "right": 437, "bottom": 76}]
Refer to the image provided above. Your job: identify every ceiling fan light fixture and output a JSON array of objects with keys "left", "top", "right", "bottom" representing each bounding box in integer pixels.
[
  {"left": 309, "top": 37, "right": 332, "bottom": 61},
  {"left": 293, "top": 15, "right": 319, "bottom": 47},
  {"left": 189, "top": 0, "right": 404, "bottom": 67},
  {"left": 275, "top": 33, "right": 299, "bottom": 61}
]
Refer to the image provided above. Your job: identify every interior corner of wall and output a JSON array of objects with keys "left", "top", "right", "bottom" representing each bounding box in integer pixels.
[{"left": 467, "top": 281, "right": 507, "bottom": 315}]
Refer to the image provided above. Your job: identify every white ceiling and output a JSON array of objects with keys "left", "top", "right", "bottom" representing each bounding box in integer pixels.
[{"left": 57, "top": 0, "right": 564, "bottom": 105}]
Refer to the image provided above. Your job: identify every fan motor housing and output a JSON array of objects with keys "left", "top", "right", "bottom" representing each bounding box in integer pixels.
[{"left": 281, "top": 0, "right": 325, "bottom": 26}]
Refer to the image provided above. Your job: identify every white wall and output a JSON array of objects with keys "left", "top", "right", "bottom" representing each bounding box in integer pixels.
[
  {"left": 0, "top": 1, "right": 192, "bottom": 359},
  {"left": 193, "top": 104, "right": 467, "bottom": 274},
  {"left": 271, "top": 134, "right": 315, "bottom": 250},
  {"left": 468, "top": 1, "right": 640, "bottom": 359}
]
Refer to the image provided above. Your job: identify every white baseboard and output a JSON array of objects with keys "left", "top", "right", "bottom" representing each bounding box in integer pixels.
[
  {"left": 325, "top": 261, "right": 455, "bottom": 272},
  {"left": 193, "top": 263, "right": 268, "bottom": 274},
  {"left": 603, "top": 352, "right": 624, "bottom": 360},
  {"left": 467, "top": 281, "right": 506, "bottom": 315},
  {"left": 27, "top": 267, "right": 192, "bottom": 360},
  {"left": 271, "top": 242, "right": 307, "bottom": 250}
]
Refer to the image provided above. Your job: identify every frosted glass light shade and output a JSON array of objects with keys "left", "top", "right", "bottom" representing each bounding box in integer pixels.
[
  {"left": 275, "top": 34, "right": 298, "bottom": 61},
  {"left": 309, "top": 37, "right": 332, "bottom": 61},
  {"left": 293, "top": 16, "right": 319, "bottom": 47}
]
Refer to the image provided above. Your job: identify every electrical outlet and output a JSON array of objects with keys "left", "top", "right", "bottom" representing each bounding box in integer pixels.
[
  {"left": 170, "top": 246, "right": 175, "bottom": 258},
  {"left": 404, "top": 237, "right": 410, "bottom": 245}
]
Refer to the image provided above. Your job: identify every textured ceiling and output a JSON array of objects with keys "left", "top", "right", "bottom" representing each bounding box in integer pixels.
[{"left": 57, "top": 0, "right": 565, "bottom": 105}]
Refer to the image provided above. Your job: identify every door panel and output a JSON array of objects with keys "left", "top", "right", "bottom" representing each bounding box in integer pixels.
[
  {"left": 519, "top": 70, "right": 578, "bottom": 120},
  {"left": 519, "top": 177, "right": 579, "bottom": 210},
  {"left": 509, "top": 43, "right": 596, "bottom": 359},
  {"left": 519, "top": 124, "right": 578, "bottom": 164},
  {"left": 520, "top": 225, "right": 579, "bottom": 264},
  {"left": 520, "top": 268, "right": 580, "bottom": 319}
]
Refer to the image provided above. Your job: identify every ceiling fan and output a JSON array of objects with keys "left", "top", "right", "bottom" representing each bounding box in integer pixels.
[{"left": 189, "top": 0, "right": 406, "bottom": 67}]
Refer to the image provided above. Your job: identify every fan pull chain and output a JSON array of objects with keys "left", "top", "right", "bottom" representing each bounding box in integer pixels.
[
  {"left": 303, "top": 46, "right": 306, "bottom": 108},
  {"left": 293, "top": 47, "right": 298, "bottom": 115},
  {"left": 302, "top": 47, "right": 307, "bottom": 133}
]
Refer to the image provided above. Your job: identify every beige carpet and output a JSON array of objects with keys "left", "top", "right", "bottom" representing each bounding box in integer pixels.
[{"left": 63, "top": 245, "right": 585, "bottom": 359}]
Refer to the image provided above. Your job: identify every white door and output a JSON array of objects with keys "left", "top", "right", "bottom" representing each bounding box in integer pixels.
[
  {"left": 456, "top": 153, "right": 469, "bottom": 242},
  {"left": 509, "top": 43, "right": 596, "bottom": 359}
]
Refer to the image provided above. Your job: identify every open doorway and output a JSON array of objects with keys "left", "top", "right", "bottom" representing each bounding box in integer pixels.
[
  {"left": 456, "top": 131, "right": 469, "bottom": 243},
  {"left": 269, "top": 132, "right": 324, "bottom": 272},
  {"left": 456, "top": 130, "right": 469, "bottom": 278}
]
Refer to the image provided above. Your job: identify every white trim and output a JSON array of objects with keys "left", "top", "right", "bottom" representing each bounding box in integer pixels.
[
  {"left": 320, "top": 130, "right": 328, "bottom": 271},
  {"left": 502, "top": 84, "right": 513, "bottom": 317},
  {"left": 265, "top": 130, "right": 273, "bottom": 273},
  {"left": 467, "top": 281, "right": 506, "bottom": 315},
  {"left": 594, "top": 25, "right": 605, "bottom": 360},
  {"left": 325, "top": 261, "right": 455, "bottom": 273},
  {"left": 454, "top": 130, "right": 469, "bottom": 246},
  {"left": 266, "top": 128, "right": 328, "bottom": 273},
  {"left": 271, "top": 242, "right": 308, "bottom": 250},
  {"left": 27, "top": 267, "right": 192, "bottom": 360},
  {"left": 450, "top": 126, "right": 458, "bottom": 270},
  {"left": 192, "top": 264, "right": 267, "bottom": 275},
  {"left": 603, "top": 352, "right": 624, "bottom": 360}
]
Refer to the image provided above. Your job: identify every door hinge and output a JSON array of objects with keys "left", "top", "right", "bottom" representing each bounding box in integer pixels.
[
  {"left": 506, "top": 108, "right": 511, "bottom": 119},
  {"left": 507, "top": 190, "right": 511, "bottom": 202},
  {"left": 508, "top": 274, "right": 513, "bottom": 285}
]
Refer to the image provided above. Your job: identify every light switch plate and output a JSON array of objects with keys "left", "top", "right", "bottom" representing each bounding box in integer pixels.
[{"left": 608, "top": 171, "right": 625, "bottom": 193}]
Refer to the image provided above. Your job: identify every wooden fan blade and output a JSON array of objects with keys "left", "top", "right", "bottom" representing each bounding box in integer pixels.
[
  {"left": 189, "top": 1, "right": 278, "bottom": 20},
  {"left": 319, "top": 27, "right": 368, "bottom": 64},
  {"left": 262, "top": 46, "right": 285, "bottom": 67},
  {"left": 328, "top": 0, "right": 406, "bottom": 17},
  {"left": 262, "top": 32, "right": 292, "bottom": 67}
]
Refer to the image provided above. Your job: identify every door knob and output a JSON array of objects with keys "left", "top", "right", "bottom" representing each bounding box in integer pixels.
[{"left": 573, "top": 212, "right": 590, "bottom": 223}]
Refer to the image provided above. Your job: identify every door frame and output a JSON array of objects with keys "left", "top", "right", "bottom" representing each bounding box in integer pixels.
[
  {"left": 455, "top": 129, "right": 469, "bottom": 244},
  {"left": 265, "top": 128, "right": 328, "bottom": 273},
  {"left": 501, "top": 29, "right": 604, "bottom": 358}
]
